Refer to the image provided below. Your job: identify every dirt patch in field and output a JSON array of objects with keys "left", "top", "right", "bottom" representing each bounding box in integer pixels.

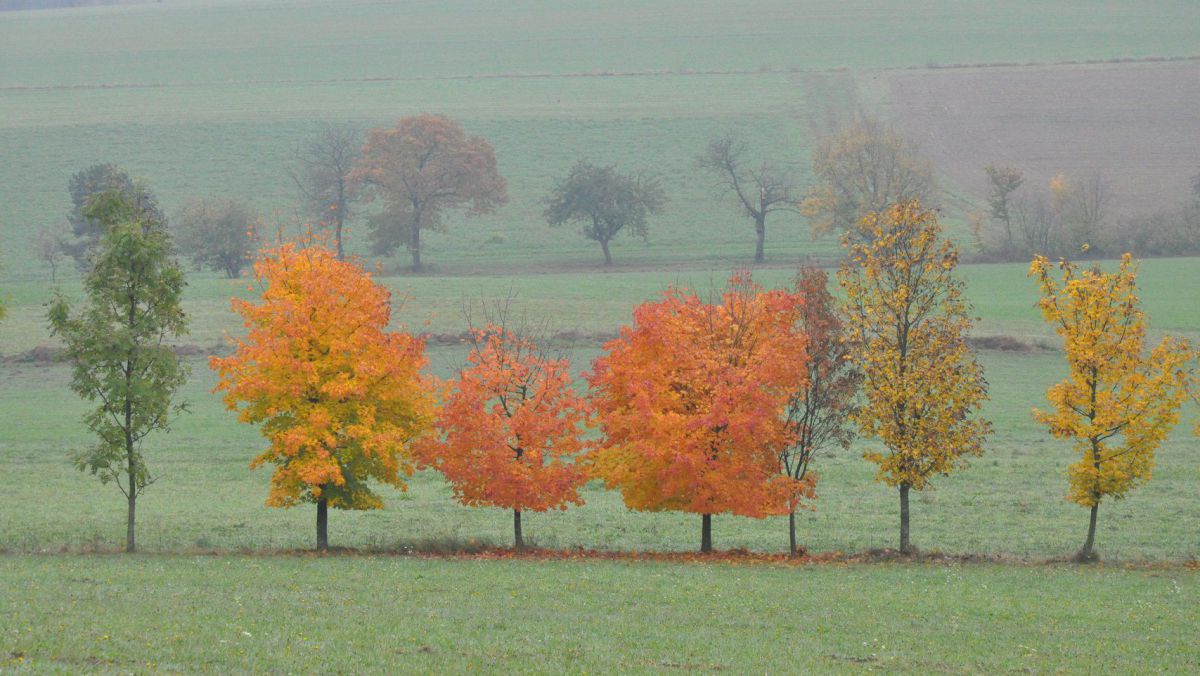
[{"left": 890, "top": 62, "right": 1200, "bottom": 216}]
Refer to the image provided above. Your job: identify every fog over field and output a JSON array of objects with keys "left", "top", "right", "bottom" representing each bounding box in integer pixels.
[{"left": 1, "top": 1, "right": 1198, "bottom": 673}]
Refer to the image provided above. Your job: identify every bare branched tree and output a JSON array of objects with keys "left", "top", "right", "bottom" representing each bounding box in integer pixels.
[
  {"left": 289, "top": 122, "right": 363, "bottom": 260},
  {"left": 698, "top": 133, "right": 800, "bottom": 263}
]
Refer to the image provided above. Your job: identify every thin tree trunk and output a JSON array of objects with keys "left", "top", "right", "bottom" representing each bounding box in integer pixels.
[
  {"left": 513, "top": 509, "right": 523, "bottom": 550},
  {"left": 125, "top": 375, "right": 136, "bottom": 554},
  {"left": 316, "top": 496, "right": 329, "bottom": 552},
  {"left": 335, "top": 217, "right": 345, "bottom": 261},
  {"left": 788, "top": 510, "right": 797, "bottom": 556},
  {"left": 899, "top": 483, "right": 912, "bottom": 554},
  {"left": 700, "top": 514, "right": 712, "bottom": 553},
  {"left": 754, "top": 214, "right": 766, "bottom": 263},
  {"left": 600, "top": 239, "right": 613, "bottom": 266},
  {"left": 126, "top": 484, "right": 136, "bottom": 554},
  {"left": 1079, "top": 502, "right": 1099, "bottom": 561}
]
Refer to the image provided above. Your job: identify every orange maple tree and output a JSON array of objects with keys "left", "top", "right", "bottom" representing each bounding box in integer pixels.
[
  {"left": 587, "top": 271, "right": 810, "bottom": 553},
  {"left": 211, "top": 239, "right": 432, "bottom": 550},
  {"left": 417, "top": 324, "right": 590, "bottom": 549}
]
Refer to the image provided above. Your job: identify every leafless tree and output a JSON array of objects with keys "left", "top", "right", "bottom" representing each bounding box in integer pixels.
[
  {"left": 698, "top": 133, "right": 800, "bottom": 263},
  {"left": 289, "top": 122, "right": 362, "bottom": 260}
]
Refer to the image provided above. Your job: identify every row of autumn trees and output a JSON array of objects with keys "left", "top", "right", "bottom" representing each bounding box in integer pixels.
[
  {"left": 46, "top": 188, "right": 1199, "bottom": 560},
  {"left": 38, "top": 112, "right": 950, "bottom": 278}
]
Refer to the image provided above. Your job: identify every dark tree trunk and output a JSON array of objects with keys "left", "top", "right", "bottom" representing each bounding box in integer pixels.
[
  {"left": 700, "top": 514, "right": 712, "bottom": 553},
  {"left": 125, "top": 386, "right": 136, "bottom": 554},
  {"left": 410, "top": 226, "right": 422, "bottom": 271},
  {"left": 788, "top": 510, "right": 797, "bottom": 556},
  {"left": 899, "top": 483, "right": 912, "bottom": 554},
  {"left": 513, "top": 510, "right": 524, "bottom": 550},
  {"left": 126, "top": 488, "right": 136, "bottom": 554},
  {"left": 1078, "top": 502, "right": 1100, "bottom": 561},
  {"left": 335, "top": 216, "right": 345, "bottom": 261},
  {"left": 316, "top": 497, "right": 329, "bottom": 552},
  {"left": 600, "top": 238, "right": 613, "bottom": 266},
  {"left": 754, "top": 214, "right": 766, "bottom": 263}
]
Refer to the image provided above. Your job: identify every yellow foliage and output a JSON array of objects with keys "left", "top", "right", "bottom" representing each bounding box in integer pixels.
[
  {"left": 838, "top": 201, "right": 990, "bottom": 491},
  {"left": 1029, "top": 253, "right": 1190, "bottom": 507}
]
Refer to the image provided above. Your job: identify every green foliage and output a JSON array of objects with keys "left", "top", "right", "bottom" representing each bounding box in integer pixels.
[
  {"left": 544, "top": 161, "right": 666, "bottom": 265},
  {"left": 173, "top": 197, "right": 259, "bottom": 278},
  {"left": 46, "top": 188, "right": 189, "bottom": 533},
  {"left": 64, "top": 165, "right": 165, "bottom": 269}
]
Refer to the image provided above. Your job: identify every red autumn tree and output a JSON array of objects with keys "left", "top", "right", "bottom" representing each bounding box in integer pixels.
[
  {"left": 351, "top": 114, "right": 507, "bottom": 270},
  {"left": 417, "top": 324, "right": 591, "bottom": 549},
  {"left": 211, "top": 239, "right": 432, "bottom": 551},
  {"left": 587, "top": 271, "right": 810, "bottom": 553},
  {"left": 781, "top": 266, "right": 861, "bottom": 555}
]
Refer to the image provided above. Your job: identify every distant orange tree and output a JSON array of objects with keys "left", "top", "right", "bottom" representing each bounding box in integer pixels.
[
  {"left": 211, "top": 239, "right": 432, "bottom": 550},
  {"left": 781, "top": 267, "right": 860, "bottom": 555},
  {"left": 417, "top": 324, "right": 591, "bottom": 549},
  {"left": 1030, "top": 253, "right": 1191, "bottom": 561},
  {"left": 351, "top": 114, "right": 507, "bottom": 270},
  {"left": 838, "top": 201, "right": 991, "bottom": 554},
  {"left": 587, "top": 272, "right": 810, "bottom": 553}
]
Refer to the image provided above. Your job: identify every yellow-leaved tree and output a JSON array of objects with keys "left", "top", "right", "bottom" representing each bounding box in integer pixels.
[
  {"left": 211, "top": 239, "right": 433, "bottom": 550},
  {"left": 1029, "top": 253, "right": 1191, "bottom": 561},
  {"left": 838, "top": 200, "right": 991, "bottom": 554}
]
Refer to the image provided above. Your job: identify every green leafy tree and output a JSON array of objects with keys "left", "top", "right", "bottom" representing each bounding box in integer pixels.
[
  {"left": 48, "top": 188, "right": 190, "bottom": 553},
  {"left": 174, "top": 197, "right": 259, "bottom": 278},
  {"left": 64, "top": 164, "right": 165, "bottom": 269},
  {"left": 544, "top": 161, "right": 666, "bottom": 266}
]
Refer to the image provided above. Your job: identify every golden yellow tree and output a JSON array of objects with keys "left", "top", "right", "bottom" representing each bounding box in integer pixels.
[
  {"left": 838, "top": 200, "right": 990, "bottom": 554},
  {"left": 1030, "top": 254, "right": 1191, "bottom": 561}
]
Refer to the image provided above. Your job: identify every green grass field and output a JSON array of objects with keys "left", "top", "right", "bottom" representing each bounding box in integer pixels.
[
  {"left": 3, "top": 1, "right": 1200, "bottom": 672},
  {"left": 2, "top": 555, "right": 1197, "bottom": 673}
]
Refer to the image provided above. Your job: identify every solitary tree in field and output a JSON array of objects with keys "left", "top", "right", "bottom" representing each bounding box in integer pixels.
[
  {"left": 588, "top": 272, "right": 810, "bottom": 552},
  {"left": 418, "top": 323, "right": 590, "bottom": 549},
  {"left": 981, "top": 164, "right": 1024, "bottom": 257},
  {"left": 802, "top": 116, "right": 935, "bottom": 240},
  {"left": 47, "top": 188, "right": 190, "bottom": 554},
  {"left": 544, "top": 161, "right": 666, "bottom": 266},
  {"left": 698, "top": 133, "right": 800, "bottom": 263},
  {"left": 838, "top": 201, "right": 990, "bottom": 554},
  {"left": 212, "top": 240, "right": 432, "bottom": 551},
  {"left": 351, "top": 114, "right": 507, "bottom": 270},
  {"left": 64, "top": 164, "right": 165, "bottom": 269},
  {"left": 781, "top": 267, "right": 860, "bottom": 555},
  {"left": 1029, "top": 254, "right": 1190, "bottom": 561},
  {"left": 33, "top": 227, "right": 68, "bottom": 283},
  {"left": 173, "top": 197, "right": 259, "bottom": 278},
  {"left": 290, "top": 122, "right": 362, "bottom": 260}
]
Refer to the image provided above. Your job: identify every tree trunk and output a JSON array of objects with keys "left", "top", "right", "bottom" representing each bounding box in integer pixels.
[
  {"left": 899, "top": 483, "right": 912, "bottom": 554},
  {"left": 335, "top": 214, "right": 345, "bottom": 261},
  {"left": 1078, "top": 502, "right": 1100, "bottom": 561},
  {"left": 513, "top": 509, "right": 524, "bottom": 550},
  {"left": 316, "top": 497, "right": 329, "bottom": 552},
  {"left": 410, "top": 227, "right": 422, "bottom": 271},
  {"left": 754, "top": 214, "right": 766, "bottom": 264},
  {"left": 788, "top": 510, "right": 797, "bottom": 556},
  {"left": 125, "top": 488, "right": 136, "bottom": 554},
  {"left": 700, "top": 514, "right": 712, "bottom": 553},
  {"left": 600, "top": 238, "right": 613, "bottom": 266},
  {"left": 125, "top": 387, "right": 136, "bottom": 554}
]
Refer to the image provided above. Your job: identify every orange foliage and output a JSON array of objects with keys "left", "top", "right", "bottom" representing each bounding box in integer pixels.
[
  {"left": 210, "top": 240, "right": 432, "bottom": 511},
  {"left": 417, "top": 325, "right": 590, "bottom": 514},
  {"left": 587, "top": 272, "right": 811, "bottom": 522}
]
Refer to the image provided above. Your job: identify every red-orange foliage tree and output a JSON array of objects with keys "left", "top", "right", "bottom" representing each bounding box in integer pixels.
[
  {"left": 417, "top": 324, "right": 591, "bottom": 549},
  {"left": 351, "top": 114, "right": 507, "bottom": 270},
  {"left": 211, "top": 239, "right": 432, "bottom": 550},
  {"left": 781, "top": 267, "right": 860, "bottom": 555},
  {"left": 587, "top": 272, "right": 810, "bottom": 553}
]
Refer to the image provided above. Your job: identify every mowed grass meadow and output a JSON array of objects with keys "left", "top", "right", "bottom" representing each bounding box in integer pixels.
[{"left": 2, "top": 0, "right": 1200, "bottom": 672}]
